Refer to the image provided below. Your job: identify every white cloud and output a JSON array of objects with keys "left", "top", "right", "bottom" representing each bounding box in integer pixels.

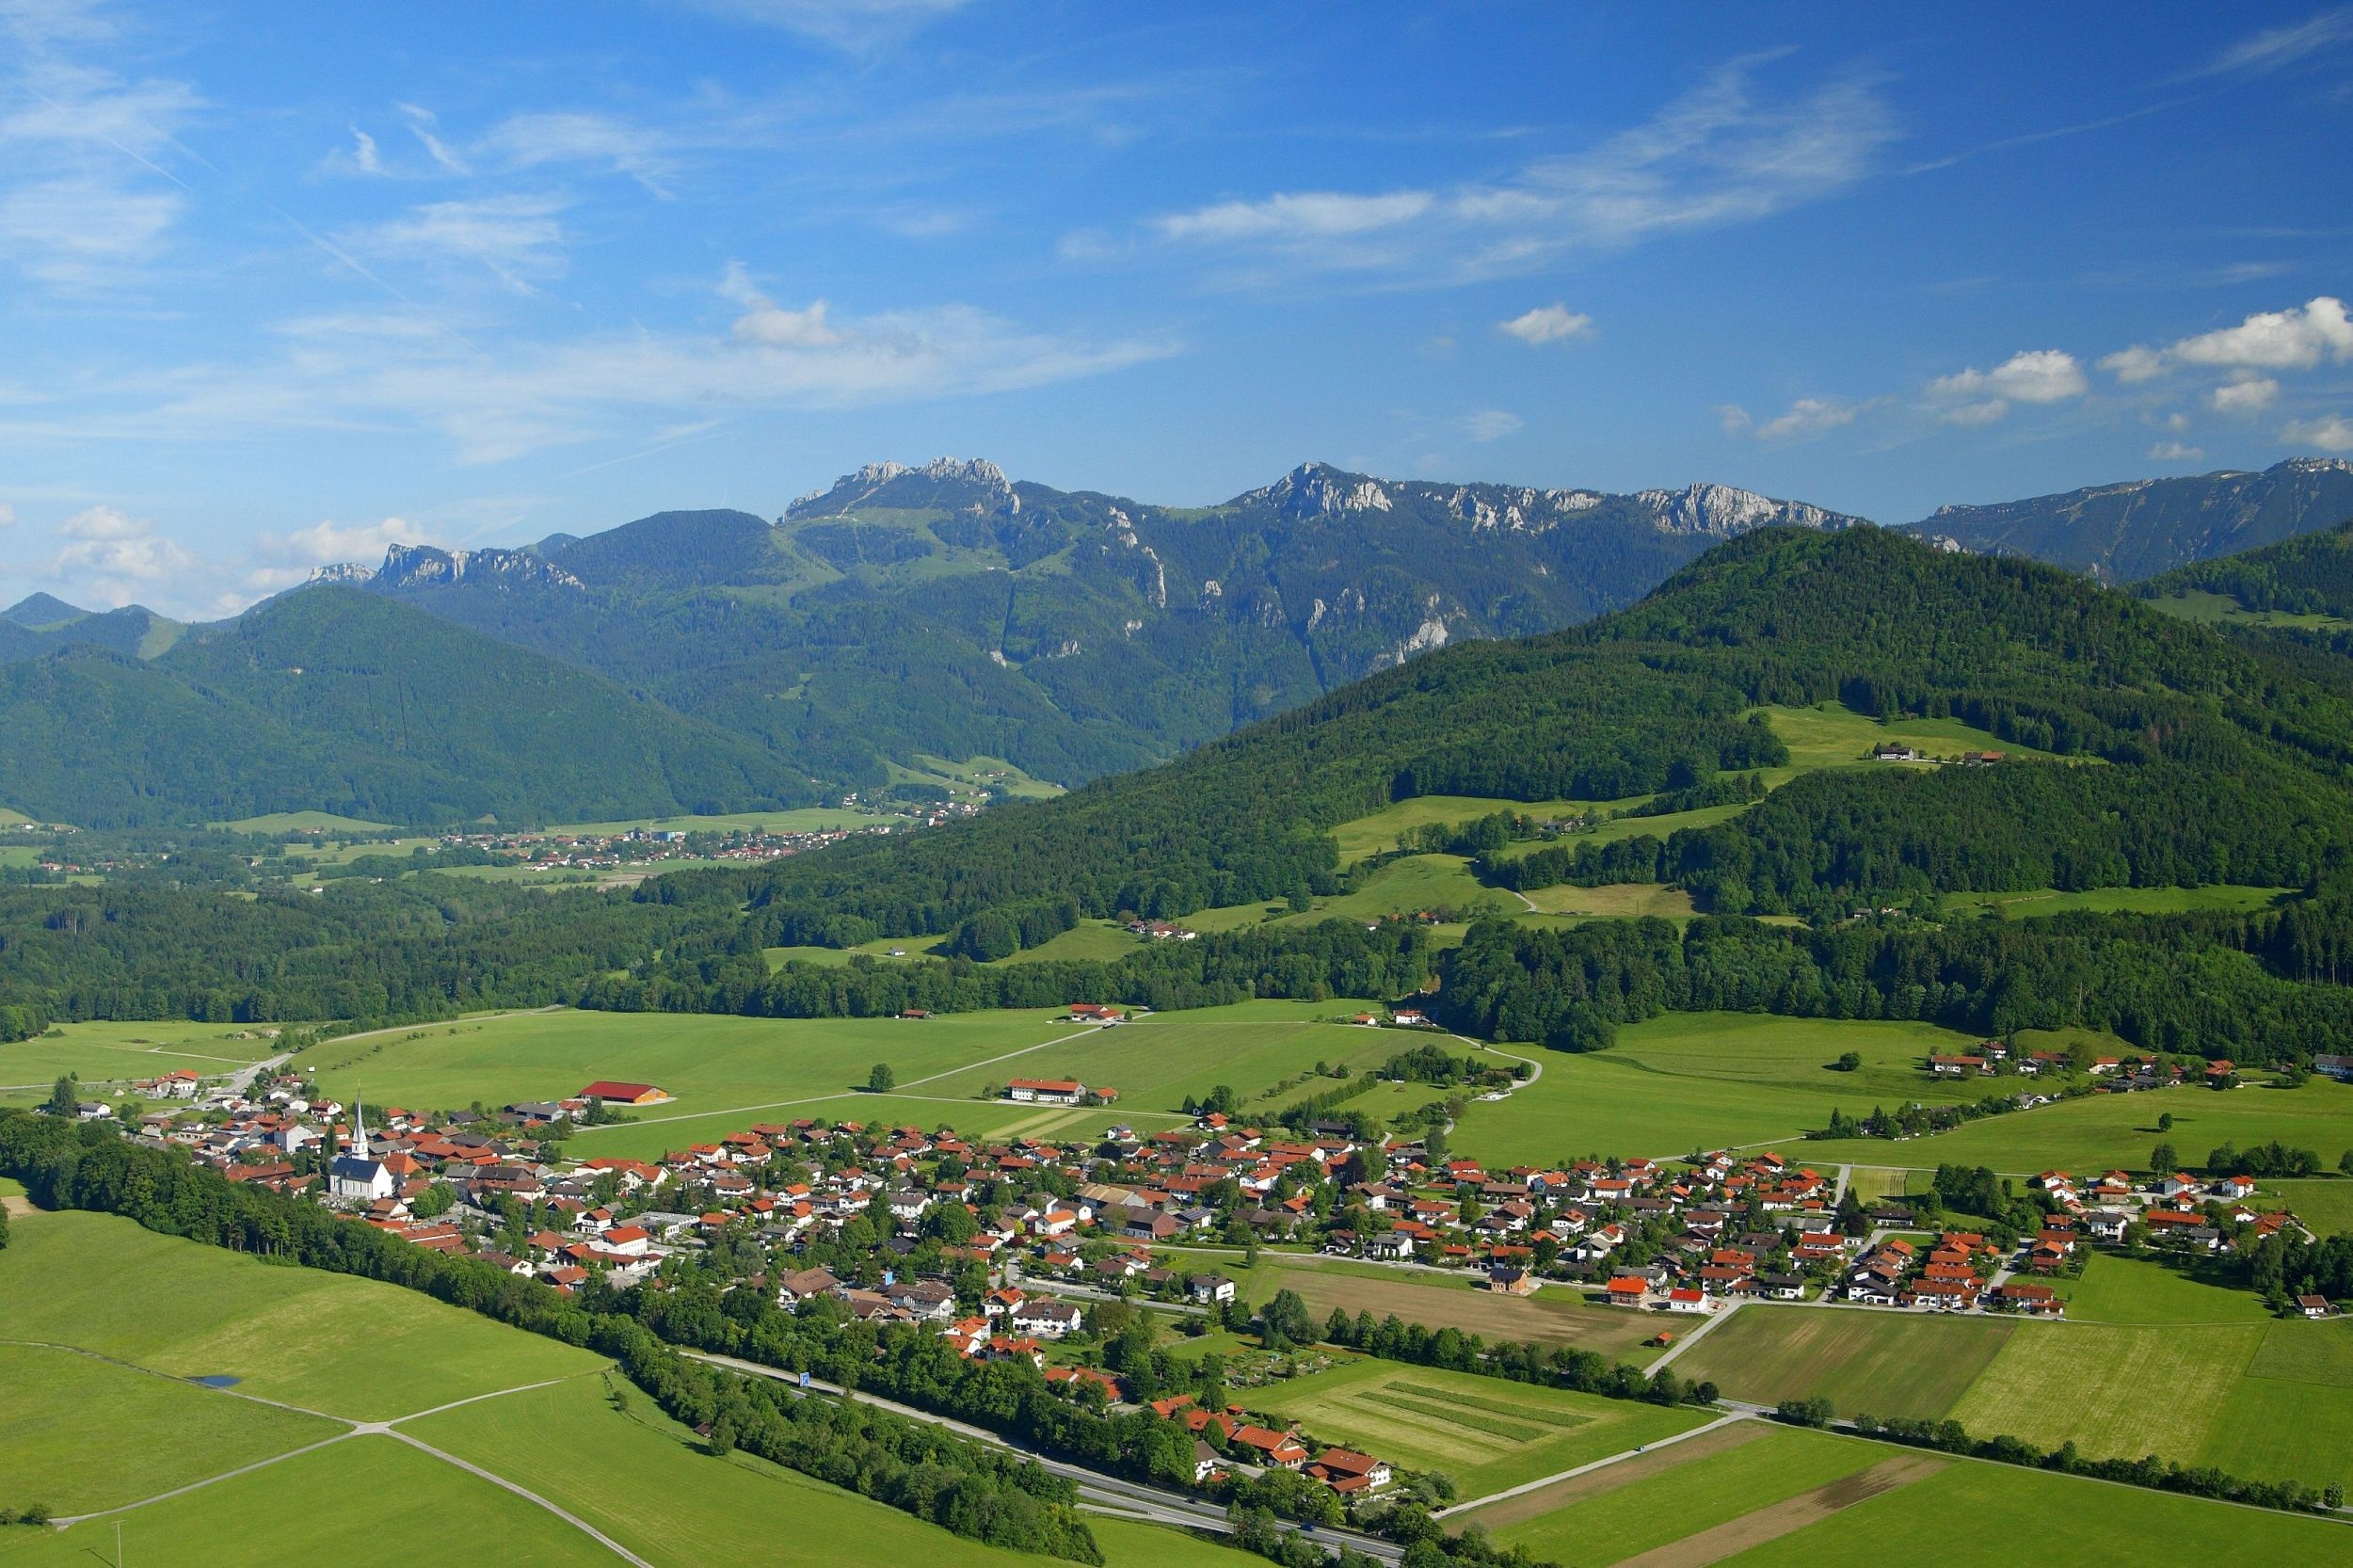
[
  {"left": 2209, "top": 372, "right": 2280, "bottom": 414},
  {"left": 0, "top": 502, "right": 15, "bottom": 528},
  {"left": 2173, "top": 297, "right": 2353, "bottom": 371},
  {"left": 1156, "top": 190, "right": 1434, "bottom": 244},
  {"left": 46, "top": 504, "right": 196, "bottom": 606},
  {"left": 1927, "top": 349, "right": 2088, "bottom": 406},
  {"left": 1457, "top": 408, "right": 1523, "bottom": 442},
  {"left": 1941, "top": 399, "right": 2009, "bottom": 427},
  {"left": 2104, "top": 297, "right": 2353, "bottom": 381},
  {"left": 2200, "top": 9, "right": 2353, "bottom": 77},
  {"left": 477, "top": 111, "right": 680, "bottom": 193},
  {"left": 0, "top": 27, "right": 201, "bottom": 293},
  {"left": 349, "top": 126, "right": 381, "bottom": 174},
  {"left": 720, "top": 263, "right": 847, "bottom": 347},
  {"left": 2099, "top": 344, "right": 2169, "bottom": 384},
  {"left": 241, "top": 517, "right": 439, "bottom": 595},
  {"left": 1753, "top": 396, "right": 1865, "bottom": 440},
  {"left": 2284, "top": 413, "right": 2353, "bottom": 452},
  {"left": 398, "top": 104, "right": 471, "bottom": 174},
  {"left": 1498, "top": 304, "right": 1593, "bottom": 345},
  {"left": 1141, "top": 56, "right": 1894, "bottom": 284},
  {"left": 2149, "top": 440, "right": 2205, "bottom": 461},
  {"left": 344, "top": 195, "right": 569, "bottom": 288},
  {"left": 675, "top": 0, "right": 970, "bottom": 49}
]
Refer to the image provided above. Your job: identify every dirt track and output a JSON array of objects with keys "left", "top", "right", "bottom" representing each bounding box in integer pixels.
[{"left": 1606, "top": 1452, "right": 1946, "bottom": 1568}]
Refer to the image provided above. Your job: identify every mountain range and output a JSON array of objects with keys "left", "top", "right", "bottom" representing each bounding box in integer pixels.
[{"left": 4, "top": 454, "right": 2350, "bottom": 829}]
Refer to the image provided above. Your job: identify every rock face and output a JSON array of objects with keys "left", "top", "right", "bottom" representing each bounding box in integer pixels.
[
  {"left": 1906, "top": 456, "right": 2353, "bottom": 582},
  {"left": 372, "top": 545, "right": 585, "bottom": 592},
  {"left": 1633, "top": 482, "right": 1854, "bottom": 536},
  {"left": 788, "top": 456, "right": 1020, "bottom": 518}
]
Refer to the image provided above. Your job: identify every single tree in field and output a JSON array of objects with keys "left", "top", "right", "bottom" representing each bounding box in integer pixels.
[
  {"left": 1833, "top": 1050, "right": 1863, "bottom": 1072},
  {"left": 43, "top": 1075, "right": 77, "bottom": 1116},
  {"left": 867, "top": 1062, "right": 896, "bottom": 1094},
  {"left": 2157, "top": 1112, "right": 2174, "bottom": 1132},
  {"left": 2151, "top": 1142, "right": 2179, "bottom": 1176},
  {"left": 2339, "top": 1148, "right": 2353, "bottom": 1176}
]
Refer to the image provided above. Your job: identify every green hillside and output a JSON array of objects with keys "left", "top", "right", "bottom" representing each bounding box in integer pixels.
[
  {"left": 722, "top": 524, "right": 2353, "bottom": 951},
  {"left": 0, "top": 587, "right": 810, "bottom": 828},
  {"left": 2139, "top": 513, "right": 2353, "bottom": 624}
]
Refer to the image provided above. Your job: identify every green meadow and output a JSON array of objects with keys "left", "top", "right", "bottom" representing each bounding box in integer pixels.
[
  {"left": 0, "top": 1343, "right": 340, "bottom": 1516},
  {"left": 1673, "top": 1306, "right": 2016, "bottom": 1423},
  {"left": 0, "top": 1020, "right": 285, "bottom": 1106},
  {"left": 1245, "top": 1354, "right": 1707, "bottom": 1496},
  {"left": 0, "top": 1208, "right": 600, "bottom": 1421},
  {"left": 1714, "top": 1449, "right": 2351, "bottom": 1567},
  {"left": 1945, "top": 884, "right": 2289, "bottom": 920},
  {"left": 1794, "top": 1075, "right": 2353, "bottom": 1174},
  {"left": 211, "top": 810, "right": 398, "bottom": 833},
  {"left": 1449, "top": 1011, "right": 2009, "bottom": 1165},
  {"left": 1481, "top": 1423, "right": 1885, "bottom": 1565}
]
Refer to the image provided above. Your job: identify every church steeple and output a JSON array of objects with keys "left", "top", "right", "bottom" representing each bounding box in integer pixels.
[{"left": 351, "top": 1090, "right": 370, "bottom": 1159}]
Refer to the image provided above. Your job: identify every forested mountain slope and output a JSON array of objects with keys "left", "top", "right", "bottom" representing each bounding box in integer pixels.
[
  {"left": 0, "top": 587, "right": 808, "bottom": 828},
  {"left": 2137, "top": 514, "right": 2353, "bottom": 619},
  {"left": 1909, "top": 456, "right": 2353, "bottom": 581},
  {"left": 323, "top": 457, "right": 1865, "bottom": 791},
  {"left": 712, "top": 525, "right": 2353, "bottom": 949}
]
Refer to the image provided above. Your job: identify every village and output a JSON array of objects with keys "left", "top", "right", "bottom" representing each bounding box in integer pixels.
[{"left": 67, "top": 1006, "right": 2335, "bottom": 1526}]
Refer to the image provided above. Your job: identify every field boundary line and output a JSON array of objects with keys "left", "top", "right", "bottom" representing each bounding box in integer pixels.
[
  {"left": 49, "top": 1433, "right": 361, "bottom": 1526},
  {"left": 1433, "top": 1411, "right": 1753, "bottom": 1517},
  {"left": 573, "top": 1022, "right": 1114, "bottom": 1133},
  {"left": 386, "top": 1430, "right": 659, "bottom": 1568}
]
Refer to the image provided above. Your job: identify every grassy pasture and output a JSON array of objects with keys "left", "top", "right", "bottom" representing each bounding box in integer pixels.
[
  {"left": 1757, "top": 701, "right": 2064, "bottom": 773},
  {"left": 1485, "top": 1423, "right": 1889, "bottom": 1566},
  {"left": 405, "top": 1373, "right": 1093, "bottom": 1568},
  {"left": 0, "top": 1208, "right": 600, "bottom": 1420},
  {"left": 1329, "top": 793, "right": 1625, "bottom": 866},
  {"left": 1185, "top": 854, "right": 1503, "bottom": 935},
  {"left": 211, "top": 809, "right": 398, "bottom": 833},
  {"left": 1449, "top": 1011, "right": 2006, "bottom": 1165},
  {"left": 1223, "top": 1256, "right": 1667, "bottom": 1360},
  {"left": 1713, "top": 1448, "right": 2353, "bottom": 1567},
  {"left": 296, "top": 1006, "right": 1076, "bottom": 1144},
  {"left": 1945, "top": 884, "right": 2289, "bottom": 920},
  {"left": 1793, "top": 1076, "right": 2353, "bottom": 1174},
  {"left": 1516, "top": 880, "right": 1700, "bottom": 920},
  {"left": 1673, "top": 1306, "right": 2015, "bottom": 1421},
  {"left": 0, "top": 1020, "right": 285, "bottom": 1106},
  {"left": 2146, "top": 588, "right": 2353, "bottom": 631},
  {"left": 1245, "top": 1355, "right": 1706, "bottom": 1496},
  {"left": 987, "top": 920, "right": 1150, "bottom": 965},
  {"left": 0, "top": 1436, "right": 617, "bottom": 1567},
  {"left": 2052, "top": 1255, "right": 2272, "bottom": 1326},
  {"left": 1949, "top": 1321, "right": 2264, "bottom": 1465},
  {"left": 0, "top": 1342, "right": 339, "bottom": 1516}
]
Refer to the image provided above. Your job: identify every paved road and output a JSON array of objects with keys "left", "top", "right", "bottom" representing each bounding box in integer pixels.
[
  {"left": 684, "top": 1350, "right": 1405, "bottom": 1563},
  {"left": 225, "top": 1051, "right": 292, "bottom": 1098}
]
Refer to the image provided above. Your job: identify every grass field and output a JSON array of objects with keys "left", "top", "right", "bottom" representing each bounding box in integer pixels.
[
  {"left": 1482, "top": 1423, "right": 1888, "bottom": 1565},
  {"left": 1793, "top": 1076, "right": 2353, "bottom": 1174},
  {"left": 987, "top": 920, "right": 1152, "bottom": 965},
  {"left": 2147, "top": 588, "right": 2353, "bottom": 632},
  {"left": 300, "top": 1001, "right": 1443, "bottom": 1159},
  {"left": 0, "top": 1435, "right": 619, "bottom": 1567},
  {"left": 1950, "top": 1321, "right": 2265, "bottom": 1465},
  {"left": 1223, "top": 1255, "right": 1667, "bottom": 1360},
  {"left": 1185, "top": 853, "right": 1505, "bottom": 935},
  {"left": 1945, "top": 884, "right": 2289, "bottom": 920},
  {"left": 212, "top": 809, "right": 399, "bottom": 833},
  {"left": 1329, "top": 794, "right": 1621, "bottom": 865},
  {"left": 1714, "top": 1448, "right": 2353, "bottom": 1567},
  {"left": 2053, "top": 1255, "right": 2272, "bottom": 1326},
  {"left": 296, "top": 1006, "right": 1079, "bottom": 1151},
  {"left": 1449, "top": 1012, "right": 2009, "bottom": 1165},
  {"left": 1673, "top": 1307, "right": 2016, "bottom": 1421},
  {"left": 0, "top": 1342, "right": 340, "bottom": 1516},
  {"left": 1245, "top": 1355, "right": 1706, "bottom": 1496},
  {"left": 1516, "top": 881, "right": 1701, "bottom": 920},
  {"left": 2257, "top": 1176, "right": 2353, "bottom": 1236},
  {"left": 403, "top": 1373, "right": 1107, "bottom": 1568},
  {"left": 0, "top": 1020, "right": 286, "bottom": 1106},
  {"left": 0, "top": 1208, "right": 600, "bottom": 1420}
]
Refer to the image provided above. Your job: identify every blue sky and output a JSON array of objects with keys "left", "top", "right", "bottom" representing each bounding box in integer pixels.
[{"left": 4, "top": 0, "right": 2353, "bottom": 616}]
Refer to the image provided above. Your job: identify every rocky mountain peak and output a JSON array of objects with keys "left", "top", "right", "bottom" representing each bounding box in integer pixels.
[
  {"left": 1633, "top": 482, "right": 1858, "bottom": 536},
  {"left": 788, "top": 456, "right": 1019, "bottom": 519},
  {"left": 1252, "top": 462, "right": 1396, "bottom": 518},
  {"left": 329, "top": 544, "right": 586, "bottom": 593}
]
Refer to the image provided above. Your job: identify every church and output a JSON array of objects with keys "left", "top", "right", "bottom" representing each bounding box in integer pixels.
[{"left": 328, "top": 1096, "right": 395, "bottom": 1205}]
